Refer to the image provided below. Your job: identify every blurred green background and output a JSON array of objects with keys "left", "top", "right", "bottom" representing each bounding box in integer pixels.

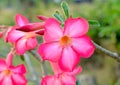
[{"left": 0, "top": 0, "right": 120, "bottom": 85}]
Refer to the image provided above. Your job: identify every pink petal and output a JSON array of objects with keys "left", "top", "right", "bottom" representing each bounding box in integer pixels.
[
  {"left": 15, "top": 38, "right": 27, "bottom": 55},
  {"left": 11, "top": 74, "right": 27, "bottom": 85},
  {"left": 0, "top": 59, "right": 7, "bottom": 71},
  {"left": 59, "top": 47, "right": 80, "bottom": 71},
  {"left": 41, "top": 76, "right": 62, "bottom": 85},
  {"left": 61, "top": 74, "right": 76, "bottom": 85},
  {"left": 64, "top": 18, "right": 89, "bottom": 37},
  {"left": 1, "top": 76, "right": 13, "bottom": 85},
  {"left": 38, "top": 42, "right": 62, "bottom": 62},
  {"left": 10, "top": 64, "right": 26, "bottom": 74},
  {"left": 15, "top": 14, "right": 29, "bottom": 26},
  {"left": 0, "top": 72, "right": 5, "bottom": 82},
  {"left": 50, "top": 62, "right": 62, "bottom": 75},
  {"left": 44, "top": 18, "right": 63, "bottom": 42},
  {"left": 66, "top": 66, "right": 82, "bottom": 76},
  {"left": 7, "top": 30, "right": 25, "bottom": 43},
  {"left": 71, "top": 35, "right": 95, "bottom": 58},
  {"left": 5, "top": 26, "right": 17, "bottom": 42},
  {"left": 26, "top": 38, "right": 38, "bottom": 50}
]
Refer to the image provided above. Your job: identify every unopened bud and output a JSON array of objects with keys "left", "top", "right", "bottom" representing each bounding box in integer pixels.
[
  {"left": 37, "top": 15, "right": 48, "bottom": 21},
  {"left": 0, "top": 32, "right": 3, "bottom": 38}
]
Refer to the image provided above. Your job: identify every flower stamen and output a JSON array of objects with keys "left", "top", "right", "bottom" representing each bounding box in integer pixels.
[
  {"left": 60, "top": 36, "right": 71, "bottom": 46},
  {"left": 3, "top": 69, "right": 12, "bottom": 76}
]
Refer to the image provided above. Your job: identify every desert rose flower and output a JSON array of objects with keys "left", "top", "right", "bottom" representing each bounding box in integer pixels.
[
  {"left": 5, "top": 14, "right": 44, "bottom": 55},
  {"left": 41, "top": 62, "right": 82, "bottom": 85},
  {"left": 41, "top": 74, "right": 76, "bottom": 85},
  {"left": 38, "top": 18, "right": 95, "bottom": 71},
  {"left": 0, "top": 52, "right": 27, "bottom": 85}
]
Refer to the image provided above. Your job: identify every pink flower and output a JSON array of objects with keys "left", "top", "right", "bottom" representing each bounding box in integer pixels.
[
  {"left": 38, "top": 18, "right": 95, "bottom": 71},
  {"left": 41, "top": 62, "right": 82, "bottom": 85},
  {"left": 0, "top": 52, "right": 27, "bottom": 85},
  {"left": 5, "top": 14, "right": 44, "bottom": 55},
  {"left": 41, "top": 74, "right": 76, "bottom": 85}
]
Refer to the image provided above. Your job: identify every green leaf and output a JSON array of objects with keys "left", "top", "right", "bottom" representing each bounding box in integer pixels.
[
  {"left": 88, "top": 20, "right": 100, "bottom": 27},
  {"left": 98, "top": 26, "right": 113, "bottom": 37},
  {"left": 61, "top": 1, "right": 69, "bottom": 18},
  {"left": 54, "top": 11, "right": 64, "bottom": 23}
]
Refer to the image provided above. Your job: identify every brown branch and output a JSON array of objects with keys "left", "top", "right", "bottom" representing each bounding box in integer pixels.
[
  {"left": 92, "top": 41, "right": 120, "bottom": 62},
  {"left": 24, "top": 54, "right": 40, "bottom": 85},
  {"left": 29, "top": 50, "right": 47, "bottom": 76},
  {"left": 29, "top": 50, "right": 42, "bottom": 62}
]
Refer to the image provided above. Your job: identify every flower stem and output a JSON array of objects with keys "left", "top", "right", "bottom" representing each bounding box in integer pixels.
[
  {"left": 29, "top": 50, "right": 42, "bottom": 62},
  {"left": 6, "top": 48, "right": 15, "bottom": 66}
]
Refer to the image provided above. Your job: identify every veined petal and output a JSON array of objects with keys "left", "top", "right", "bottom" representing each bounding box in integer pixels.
[
  {"left": 61, "top": 74, "right": 76, "bottom": 85},
  {"left": 15, "top": 38, "right": 27, "bottom": 55},
  {"left": 38, "top": 42, "right": 62, "bottom": 62},
  {"left": 11, "top": 74, "right": 27, "bottom": 85},
  {"left": 59, "top": 47, "right": 80, "bottom": 71},
  {"left": 1, "top": 76, "right": 12, "bottom": 85},
  {"left": 41, "top": 76, "right": 62, "bottom": 85},
  {"left": 10, "top": 64, "right": 26, "bottom": 74},
  {"left": 15, "top": 14, "right": 29, "bottom": 26},
  {"left": 44, "top": 18, "right": 63, "bottom": 42},
  {"left": 71, "top": 35, "right": 95, "bottom": 58},
  {"left": 26, "top": 38, "right": 38, "bottom": 50},
  {"left": 64, "top": 18, "right": 89, "bottom": 37},
  {"left": 7, "top": 30, "right": 25, "bottom": 43},
  {"left": 0, "top": 59, "right": 7, "bottom": 71}
]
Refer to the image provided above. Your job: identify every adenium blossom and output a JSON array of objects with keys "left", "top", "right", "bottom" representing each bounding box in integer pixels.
[
  {"left": 0, "top": 52, "right": 27, "bottom": 85},
  {"left": 41, "top": 73, "right": 77, "bottom": 85},
  {"left": 5, "top": 14, "right": 44, "bottom": 55},
  {"left": 41, "top": 62, "right": 82, "bottom": 85},
  {"left": 38, "top": 18, "right": 95, "bottom": 71}
]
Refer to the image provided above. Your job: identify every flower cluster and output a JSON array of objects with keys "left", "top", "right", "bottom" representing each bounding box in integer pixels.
[
  {"left": 0, "top": 14, "right": 95, "bottom": 85},
  {"left": 0, "top": 51, "right": 27, "bottom": 85}
]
